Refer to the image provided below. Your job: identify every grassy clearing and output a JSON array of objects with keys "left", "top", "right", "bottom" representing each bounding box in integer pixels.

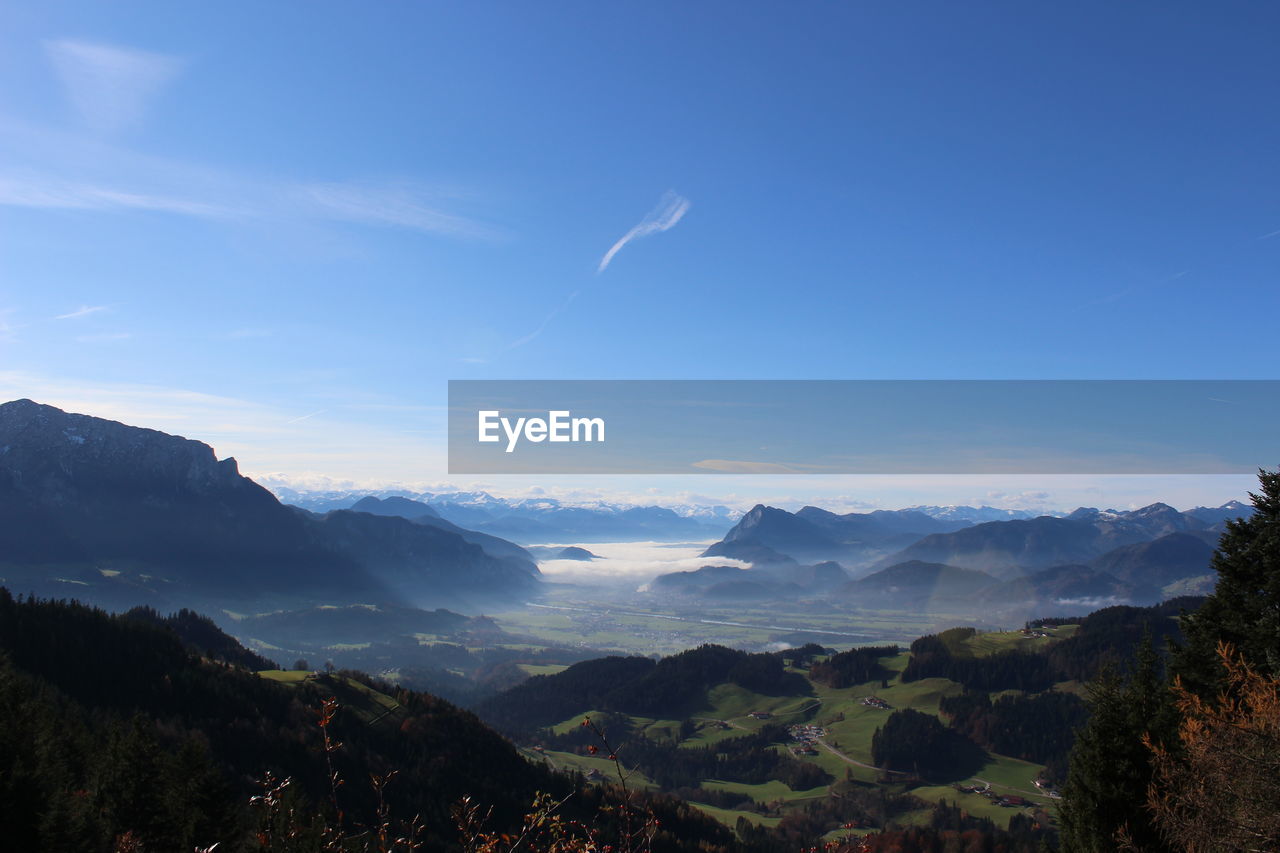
[
  {"left": 699, "top": 684, "right": 818, "bottom": 723},
  {"left": 961, "top": 625, "right": 1078, "bottom": 657},
  {"left": 909, "top": 785, "right": 1029, "bottom": 827},
  {"left": 814, "top": 675, "right": 963, "bottom": 765},
  {"left": 257, "top": 670, "right": 404, "bottom": 726},
  {"left": 879, "top": 651, "right": 911, "bottom": 675},
  {"left": 806, "top": 744, "right": 880, "bottom": 784},
  {"left": 641, "top": 719, "right": 686, "bottom": 742},
  {"left": 680, "top": 721, "right": 746, "bottom": 749},
  {"left": 1052, "top": 679, "right": 1089, "bottom": 697},
  {"left": 258, "top": 669, "right": 311, "bottom": 683},
  {"left": 701, "top": 778, "right": 828, "bottom": 806},
  {"left": 533, "top": 749, "right": 658, "bottom": 790},
  {"left": 547, "top": 711, "right": 682, "bottom": 747},
  {"left": 972, "top": 754, "right": 1047, "bottom": 795},
  {"left": 516, "top": 663, "right": 569, "bottom": 677},
  {"left": 688, "top": 802, "right": 780, "bottom": 829},
  {"left": 549, "top": 709, "right": 612, "bottom": 736}
]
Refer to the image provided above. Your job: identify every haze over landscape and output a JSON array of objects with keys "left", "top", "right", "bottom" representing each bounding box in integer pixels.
[{"left": 2, "top": 2, "right": 1279, "bottom": 851}]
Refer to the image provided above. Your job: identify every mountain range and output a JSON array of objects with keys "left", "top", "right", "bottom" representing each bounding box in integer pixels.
[
  {"left": 656, "top": 498, "right": 1249, "bottom": 612},
  {"left": 272, "top": 486, "right": 739, "bottom": 543},
  {"left": 0, "top": 399, "right": 539, "bottom": 613},
  {"left": 269, "top": 486, "right": 1053, "bottom": 546}
]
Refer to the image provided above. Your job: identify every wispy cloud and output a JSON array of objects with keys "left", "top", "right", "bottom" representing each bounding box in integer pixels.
[
  {"left": 0, "top": 117, "right": 498, "bottom": 239},
  {"left": 45, "top": 39, "right": 182, "bottom": 134},
  {"left": 298, "top": 181, "right": 500, "bottom": 240},
  {"left": 477, "top": 191, "right": 690, "bottom": 360},
  {"left": 598, "top": 190, "right": 690, "bottom": 273},
  {"left": 0, "top": 172, "right": 236, "bottom": 217},
  {"left": 54, "top": 304, "right": 108, "bottom": 320},
  {"left": 0, "top": 168, "right": 494, "bottom": 238}
]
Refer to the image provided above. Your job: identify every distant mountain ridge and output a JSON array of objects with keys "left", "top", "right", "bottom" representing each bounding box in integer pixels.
[
  {"left": 272, "top": 486, "right": 739, "bottom": 543},
  {"left": 841, "top": 560, "right": 999, "bottom": 608},
  {"left": 672, "top": 497, "right": 1247, "bottom": 612},
  {"left": 0, "top": 399, "right": 539, "bottom": 612},
  {"left": 348, "top": 495, "right": 535, "bottom": 562},
  {"left": 870, "top": 504, "right": 1220, "bottom": 578},
  {"left": 270, "top": 484, "right": 1070, "bottom": 545},
  {"left": 902, "top": 505, "right": 1041, "bottom": 523},
  {"left": 700, "top": 503, "right": 951, "bottom": 567}
]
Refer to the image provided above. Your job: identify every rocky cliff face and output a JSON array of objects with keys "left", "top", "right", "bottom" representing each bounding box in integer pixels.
[
  {"left": 0, "top": 399, "right": 313, "bottom": 571},
  {"left": 0, "top": 398, "right": 269, "bottom": 507}
]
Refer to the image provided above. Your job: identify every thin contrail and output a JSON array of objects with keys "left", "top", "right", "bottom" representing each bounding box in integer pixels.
[
  {"left": 506, "top": 289, "right": 581, "bottom": 352},
  {"left": 284, "top": 409, "right": 326, "bottom": 425}
]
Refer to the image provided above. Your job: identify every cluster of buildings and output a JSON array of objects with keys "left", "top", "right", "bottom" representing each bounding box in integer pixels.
[
  {"left": 789, "top": 723, "right": 825, "bottom": 755},
  {"left": 860, "top": 696, "right": 892, "bottom": 709}
]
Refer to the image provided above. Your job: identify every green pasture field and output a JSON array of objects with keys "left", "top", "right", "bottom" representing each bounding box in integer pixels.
[
  {"left": 528, "top": 748, "right": 658, "bottom": 791},
  {"left": 258, "top": 668, "right": 311, "bottom": 683},
  {"left": 516, "top": 663, "right": 569, "bottom": 676},
  {"left": 700, "top": 778, "right": 828, "bottom": 806},
  {"left": 688, "top": 802, "right": 781, "bottom": 829}
]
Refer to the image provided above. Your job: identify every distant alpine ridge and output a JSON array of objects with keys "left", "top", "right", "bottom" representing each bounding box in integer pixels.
[
  {"left": 267, "top": 485, "right": 1047, "bottom": 545},
  {"left": 0, "top": 399, "right": 539, "bottom": 612},
  {"left": 655, "top": 498, "right": 1250, "bottom": 613},
  {"left": 271, "top": 486, "right": 738, "bottom": 542}
]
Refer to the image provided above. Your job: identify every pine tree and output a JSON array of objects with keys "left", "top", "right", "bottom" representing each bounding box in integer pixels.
[
  {"left": 1058, "top": 631, "right": 1175, "bottom": 852},
  {"left": 1174, "top": 468, "right": 1280, "bottom": 696}
]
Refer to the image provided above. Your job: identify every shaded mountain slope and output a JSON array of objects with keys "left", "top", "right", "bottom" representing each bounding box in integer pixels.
[
  {"left": 873, "top": 516, "right": 1130, "bottom": 577},
  {"left": 0, "top": 399, "right": 539, "bottom": 610},
  {"left": 840, "top": 560, "right": 998, "bottom": 608},
  {"left": 1087, "top": 531, "right": 1215, "bottom": 589},
  {"left": 349, "top": 495, "right": 534, "bottom": 562}
]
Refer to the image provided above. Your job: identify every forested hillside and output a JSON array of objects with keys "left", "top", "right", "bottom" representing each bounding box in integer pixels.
[{"left": 0, "top": 591, "right": 736, "bottom": 853}]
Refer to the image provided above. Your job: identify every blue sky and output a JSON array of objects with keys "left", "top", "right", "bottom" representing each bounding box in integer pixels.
[{"left": 1, "top": 2, "right": 1275, "bottom": 510}]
